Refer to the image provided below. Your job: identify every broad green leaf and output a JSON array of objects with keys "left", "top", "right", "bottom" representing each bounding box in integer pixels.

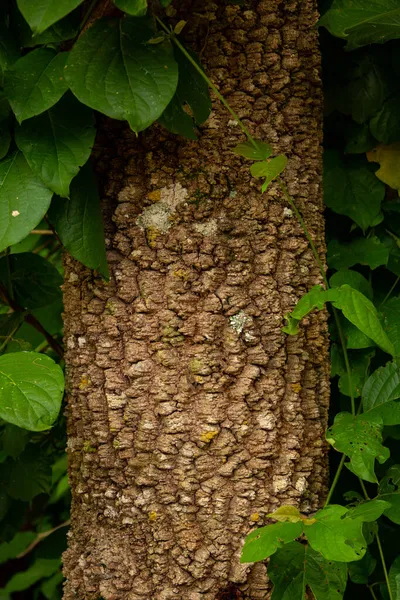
[
  {"left": 307, "top": 504, "right": 368, "bottom": 562},
  {"left": 370, "top": 92, "right": 400, "bottom": 144},
  {"left": 329, "top": 269, "right": 373, "bottom": 300},
  {"left": 234, "top": 140, "right": 273, "bottom": 161},
  {"left": 40, "top": 571, "right": 64, "bottom": 600},
  {"left": 250, "top": 155, "right": 288, "bottom": 191},
  {"left": 5, "top": 558, "right": 60, "bottom": 593},
  {"left": 331, "top": 345, "right": 373, "bottom": 398},
  {"left": 327, "top": 237, "right": 389, "bottom": 270},
  {"left": 0, "top": 253, "right": 62, "bottom": 309},
  {"left": 367, "top": 143, "right": 400, "bottom": 192},
  {"left": 381, "top": 298, "right": 400, "bottom": 356},
  {"left": 362, "top": 361, "right": 400, "bottom": 424},
  {"left": 158, "top": 47, "right": 211, "bottom": 139},
  {"left": 346, "top": 498, "right": 391, "bottom": 521},
  {"left": 389, "top": 555, "right": 400, "bottom": 599},
  {"left": 0, "top": 21, "right": 20, "bottom": 78},
  {"left": 66, "top": 18, "right": 179, "bottom": 133},
  {"left": 267, "top": 506, "right": 302, "bottom": 523},
  {"left": 0, "top": 531, "right": 36, "bottom": 565},
  {"left": 324, "top": 150, "right": 384, "bottom": 231},
  {"left": 348, "top": 551, "right": 377, "bottom": 584},
  {"left": 114, "top": 0, "right": 147, "bottom": 15},
  {"left": 48, "top": 163, "right": 109, "bottom": 278},
  {"left": 16, "top": 0, "right": 83, "bottom": 35},
  {"left": 0, "top": 151, "right": 53, "bottom": 252},
  {"left": 378, "top": 464, "right": 400, "bottom": 524},
  {"left": 4, "top": 49, "right": 68, "bottom": 123},
  {"left": 345, "top": 122, "right": 376, "bottom": 154},
  {"left": 326, "top": 411, "right": 389, "bottom": 483},
  {"left": 319, "top": 0, "right": 400, "bottom": 50},
  {"left": 17, "top": 8, "right": 81, "bottom": 47},
  {"left": 0, "top": 352, "right": 64, "bottom": 432},
  {"left": 240, "top": 521, "right": 303, "bottom": 563},
  {"left": 4, "top": 445, "right": 52, "bottom": 501},
  {"left": 0, "top": 96, "right": 12, "bottom": 161},
  {"left": 16, "top": 93, "right": 95, "bottom": 198},
  {"left": 0, "top": 424, "right": 30, "bottom": 459},
  {"left": 269, "top": 542, "right": 347, "bottom": 600}
]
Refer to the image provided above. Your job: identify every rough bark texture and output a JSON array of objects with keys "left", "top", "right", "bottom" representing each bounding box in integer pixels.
[{"left": 62, "top": 1, "right": 329, "bottom": 598}]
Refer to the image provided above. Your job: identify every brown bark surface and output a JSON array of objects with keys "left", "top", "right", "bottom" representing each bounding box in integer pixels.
[{"left": 62, "top": 1, "right": 329, "bottom": 598}]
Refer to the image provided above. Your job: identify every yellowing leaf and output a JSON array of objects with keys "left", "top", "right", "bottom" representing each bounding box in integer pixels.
[
  {"left": 267, "top": 505, "right": 302, "bottom": 523},
  {"left": 367, "top": 143, "right": 400, "bottom": 192}
]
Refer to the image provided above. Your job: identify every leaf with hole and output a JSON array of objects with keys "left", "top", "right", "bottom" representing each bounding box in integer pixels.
[
  {"left": 326, "top": 411, "right": 389, "bottom": 482},
  {"left": 4, "top": 49, "right": 68, "bottom": 123},
  {"left": 16, "top": 93, "right": 95, "bottom": 198},
  {"left": 0, "top": 352, "right": 64, "bottom": 431},
  {"left": 16, "top": 0, "right": 84, "bottom": 35},
  {"left": 66, "top": 18, "right": 178, "bottom": 133},
  {"left": 0, "top": 151, "right": 53, "bottom": 252}
]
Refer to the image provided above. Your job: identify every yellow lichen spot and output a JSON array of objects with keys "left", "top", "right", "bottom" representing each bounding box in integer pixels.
[
  {"left": 78, "top": 377, "right": 91, "bottom": 390},
  {"left": 105, "top": 300, "right": 116, "bottom": 315},
  {"left": 148, "top": 511, "right": 157, "bottom": 521},
  {"left": 173, "top": 268, "right": 189, "bottom": 281},
  {"left": 195, "top": 375, "right": 203, "bottom": 383},
  {"left": 146, "top": 226, "right": 161, "bottom": 248},
  {"left": 291, "top": 383, "right": 302, "bottom": 393},
  {"left": 147, "top": 189, "right": 162, "bottom": 202},
  {"left": 200, "top": 430, "right": 219, "bottom": 443},
  {"left": 189, "top": 358, "right": 203, "bottom": 373},
  {"left": 83, "top": 441, "right": 96, "bottom": 453},
  {"left": 250, "top": 513, "right": 260, "bottom": 522},
  {"left": 113, "top": 439, "right": 120, "bottom": 449}
]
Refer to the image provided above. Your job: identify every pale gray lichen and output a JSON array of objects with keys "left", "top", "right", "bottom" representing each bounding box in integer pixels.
[
  {"left": 136, "top": 183, "right": 188, "bottom": 232},
  {"left": 283, "top": 207, "right": 293, "bottom": 217},
  {"left": 193, "top": 219, "right": 218, "bottom": 236},
  {"left": 229, "top": 311, "right": 252, "bottom": 334}
]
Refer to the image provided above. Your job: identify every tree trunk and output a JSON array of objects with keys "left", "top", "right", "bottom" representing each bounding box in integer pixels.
[{"left": 62, "top": 1, "right": 329, "bottom": 598}]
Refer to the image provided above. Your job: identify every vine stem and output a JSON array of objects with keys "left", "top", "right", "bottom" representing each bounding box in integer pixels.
[
  {"left": 379, "top": 275, "right": 400, "bottom": 308},
  {"left": 368, "top": 585, "right": 379, "bottom": 600}
]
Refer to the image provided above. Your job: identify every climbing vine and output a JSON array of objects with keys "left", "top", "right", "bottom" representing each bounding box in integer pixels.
[{"left": 0, "top": 0, "right": 399, "bottom": 598}]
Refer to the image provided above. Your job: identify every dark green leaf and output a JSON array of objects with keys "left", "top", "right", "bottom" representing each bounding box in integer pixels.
[
  {"left": 4, "top": 445, "right": 52, "bottom": 501},
  {"left": 329, "top": 270, "right": 373, "bottom": 300},
  {"left": 48, "top": 163, "right": 109, "bottom": 278},
  {"left": 370, "top": 91, "right": 400, "bottom": 144},
  {"left": 319, "top": 0, "right": 400, "bottom": 50},
  {"left": 0, "top": 151, "right": 53, "bottom": 252},
  {"left": 40, "top": 571, "right": 63, "bottom": 600},
  {"left": 389, "top": 556, "right": 400, "bottom": 599},
  {"left": 345, "top": 122, "right": 377, "bottom": 154},
  {"left": 66, "top": 18, "right": 179, "bottom": 133},
  {"left": 234, "top": 140, "right": 273, "bottom": 161},
  {"left": 16, "top": 0, "right": 83, "bottom": 35},
  {"left": 0, "top": 253, "right": 62, "bottom": 309},
  {"left": 331, "top": 345, "right": 373, "bottom": 398},
  {"left": 16, "top": 93, "right": 95, "bottom": 198},
  {"left": 4, "top": 49, "right": 68, "bottom": 123},
  {"left": 114, "top": 0, "right": 147, "bottom": 16},
  {"left": 0, "top": 20, "right": 20, "bottom": 78},
  {"left": 348, "top": 551, "right": 377, "bottom": 584},
  {"left": 18, "top": 8, "right": 81, "bottom": 47},
  {"left": 324, "top": 150, "right": 384, "bottom": 230},
  {"left": 327, "top": 237, "right": 389, "bottom": 270},
  {"left": 346, "top": 498, "right": 391, "bottom": 521},
  {"left": 0, "top": 352, "right": 64, "bottom": 432},
  {"left": 5, "top": 558, "right": 60, "bottom": 592},
  {"left": 362, "top": 361, "right": 400, "bottom": 424},
  {"left": 0, "top": 531, "right": 36, "bottom": 565},
  {"left": 0, "top": 96, "right": 12, "bottom": 161},
  {"left": 378, "top": 464, "right": 400, "bottom": 524},
  {"left": 158, "top": 47, "right": 211, "bottom": 139},
  {"left": 240, "top": 521, "right": 303, "bottom": 563},
  {"left": 269, "top": 541, "right": 347, "bottom": 600},
  {"left": 326, "top": 411, "right": 389, "bottom": 483},
  {"left": 1, "top": 424, "right": 30, "bottom": 459},
  {"left": 381, "top": 297, "right": 400, "bottom": 357}
]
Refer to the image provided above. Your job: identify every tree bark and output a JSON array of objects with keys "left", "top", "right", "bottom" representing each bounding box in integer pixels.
[{"left": 62, "top": 1, "right": 329, "bottom": 598}]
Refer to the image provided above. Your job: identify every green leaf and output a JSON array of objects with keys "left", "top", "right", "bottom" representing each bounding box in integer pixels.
[
  {"left": 0, "top": 151, "right": 53, "bottom": 252},
  {"left": 114, "top": 0, "right": 147, "bottom": 15},
  {"left": 326, "top": 411, "right": 389, "bottom": 483},
  {"left": 327, "top": 237, "right": 389, "bottom": 270},
  {"left": 5, "top": 558, "right": 60, "bottom": 593},
  {"left": 331, "top": 345, "right": 373, "bottom": 398},
  {"left": 362, "top": 361, "right": 400, "bottom": 424},
  {"left": 66, "top": 18, "right": 179, "bottom": 133},
  {"left": 329, "top": 269, "right": 373, "bottom": 300},
  {"left": 348, "top": 551, "right": 377, "bottom": 584},
  {"left": 324, "top": 150, "right": 384, "bottom": 231},
  {"left": 158, "top": 47, "right": 211, "bottom": 139},
  {"left": 319, "top": 0, "right": 400, "bottom": 50},
  {"left": 40, "top": 571, "right": 63, "bottom": 600},
  {"left": 17, "top": 8, "right": 81, "bottom": 47},
  {"left": 250, "top": 155, "right": 288, "bottom": 190},
  {"left": 0, "top": 253, "right": 62, "bottom": 309},
  {"left": 370, "top": 91, "right": 400, "bottom": 144},
  {"left": 346, "top": 498, "right": 391, "bottom": 521},
  {"left": 234, "top": 140, "right": 273, "bottom": 161},
  {"left": 4, "top": 49, "right": 68, "bottom": 123},
  {"left": 0, "top": 96, "right": 12, "bottom": 161},
  {"left": 4, "top": 444, "right": 52, "bottom": 501},
  {"left": 48, "top": 163, "right": 109, "bottom": 278},
  {"left": 0, "top": 531, "right": 36, "bottom": 565},
  {"left": 16, "top": 0, "right": 83, "bottom": 35},
  {"left": 267, "top": 505, "right": 302, "bottom": 523},
  {"left": 345, "top": 122, "right": 377, "bottom": 155},
  {"left": 0, "top": 352, "right": 64, "bottom": 432},
  {"left": 378, "top": 464, "right": 400, "bottom": 524},
  {"left": 381, "top": 298, "right": 400, "bottom": 356},
  {"left": 16, "top": 93, "right": 95, "bottom": 198},
  {"left": 0, "top": 20, "right": 20, "bottom": 78},
  {"left": 306, "top": 504, "right": 368, "bottom": 562},
  {"left": 269, "top": 542, "right": 348, "bottom": 600},
  {"left": 240, "top": 521, "right": 303, "bottom": 563},
  {"left": 389, "top": 556, "right": 400, "bottom": 599},
  {"left": 1, "top": 424, "right": 30, "bottom": 459}
]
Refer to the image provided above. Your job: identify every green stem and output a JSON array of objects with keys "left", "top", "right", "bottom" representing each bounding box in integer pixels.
[
  {"left": 79, "top": 0, "right": 98, "bottom": 32},
  {"left": 0, "top": 320, "right": 22, "bottom": 354},
  {"left": 323, "top": 453, "right": 346, "bottom": 508},
  {"left": 379, "top": 276, "right": 400, "bottom": 308},
  {"left": 376, "top": 533, "right": 393, "bottom": 600},
  {"left": 367, "top": 585, "right": 379, "bottom": 600}
]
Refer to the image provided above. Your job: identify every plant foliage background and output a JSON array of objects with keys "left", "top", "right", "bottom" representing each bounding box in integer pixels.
[{"left": 0, "top": 0, "right": 400, "bottom": 598}]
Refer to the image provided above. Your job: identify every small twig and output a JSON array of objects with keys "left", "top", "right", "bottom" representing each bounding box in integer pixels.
[
  {"left": 30, "top": 230, "right": 54, "bottom": 235},
  {"left": 379, "top": 276, "right": 400, "bottom": 308},
  {"left": 16, "top": 520, "right": 71, "bottom": 559}
]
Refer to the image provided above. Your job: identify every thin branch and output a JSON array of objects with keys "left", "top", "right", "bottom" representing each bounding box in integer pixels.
[
  {"left": 30, "top": 230, "right": 54, "bottom": 235},
  {"left": 16, "top": 520, "right": 71, "bottom": 559}
]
